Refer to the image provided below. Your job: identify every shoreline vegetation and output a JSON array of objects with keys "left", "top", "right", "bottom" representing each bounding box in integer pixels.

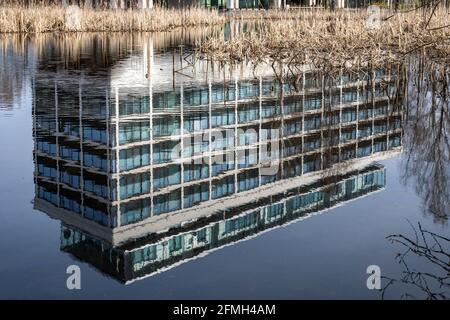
[
  {"left": 1, "top": 5, "right": 448, "bottom": 80},
  {"left": 0, "top": 6, "right": 226, "bottom": 33},
  {"left": 198, "top": 7, "right": 449, "bottom": 76}
]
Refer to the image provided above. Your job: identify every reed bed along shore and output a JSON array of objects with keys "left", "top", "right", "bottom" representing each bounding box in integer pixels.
[
  {"left": 199, "top": 8, "right": 450, "bottom": 77},
  {"left": 0, "top": 6, "right": 226, "bottom": 33}
]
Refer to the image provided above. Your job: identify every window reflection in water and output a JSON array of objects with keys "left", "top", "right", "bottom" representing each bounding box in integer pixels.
[{"left": 27, "top": 31, "right": 409, "bottom": 283}]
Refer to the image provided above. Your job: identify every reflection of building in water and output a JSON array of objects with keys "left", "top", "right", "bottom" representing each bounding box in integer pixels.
[
  {"left": 60, "top": 164, "right": 386, "bottom": 283},
  {"left": 32, "top": 37, "right": 403, "bottom": 271}
]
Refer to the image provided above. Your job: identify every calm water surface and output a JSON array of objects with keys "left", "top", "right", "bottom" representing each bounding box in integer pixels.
[{"left": 0, "top": 29, "right": 448, "bottom": 299}]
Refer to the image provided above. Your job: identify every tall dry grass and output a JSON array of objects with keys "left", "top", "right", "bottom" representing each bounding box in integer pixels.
[
  {"left": 0, "top": 6, "right": 226, "bottom": 33},
  {"left": 199, "top": 8, "right": 450, "bottom": 75}
]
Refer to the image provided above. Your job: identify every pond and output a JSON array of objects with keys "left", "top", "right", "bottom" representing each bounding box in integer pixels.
[{"left": 0, "top": 28, "right": 448, "bottom": 299}]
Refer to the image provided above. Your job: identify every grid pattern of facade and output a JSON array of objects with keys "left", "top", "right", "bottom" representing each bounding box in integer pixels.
[{"left": 33, "top": 69, "right": 403, "bottom": 229}]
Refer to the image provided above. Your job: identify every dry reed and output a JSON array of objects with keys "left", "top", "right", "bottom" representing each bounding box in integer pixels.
[
  {"left": 0, "top": 6, "right": 226, "bottom": 33},
  {"left": 198, "top": 8, "right": 450, "bottom": 77}
]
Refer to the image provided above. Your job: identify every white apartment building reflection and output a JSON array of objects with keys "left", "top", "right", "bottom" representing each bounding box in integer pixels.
[{"left": 31, "top": 35, "right": 403, "bottom": 281}]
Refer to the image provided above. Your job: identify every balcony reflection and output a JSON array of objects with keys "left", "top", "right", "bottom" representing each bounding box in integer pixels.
[{"left": 61, "top": 164, "right": 387, "bottom": 284}]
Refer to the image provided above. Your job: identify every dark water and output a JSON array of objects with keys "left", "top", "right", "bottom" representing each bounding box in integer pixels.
[{"left": 0, "top": 30, "right": 448, "bottom": 299}]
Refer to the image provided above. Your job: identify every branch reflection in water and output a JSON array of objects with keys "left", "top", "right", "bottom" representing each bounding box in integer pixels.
[
  {"left": 382, "top": 222, "right": 450, "bottom": 300},
  {"left": 401, "top": 57, "right": 449, "bottom": 223}
]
